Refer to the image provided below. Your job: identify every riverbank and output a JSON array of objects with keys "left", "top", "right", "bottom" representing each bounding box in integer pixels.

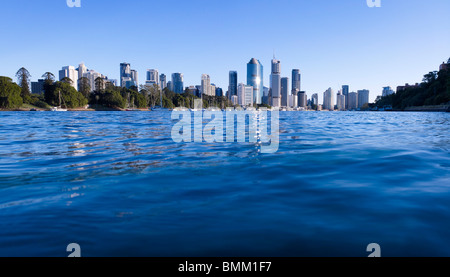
[{"left": 403, "top": 105, "right": 450, "bottom": 112}]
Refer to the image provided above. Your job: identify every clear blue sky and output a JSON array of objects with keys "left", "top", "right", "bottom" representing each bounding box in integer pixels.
[{"left": 0, "top": 0, "right": 449, "bottom": 103}]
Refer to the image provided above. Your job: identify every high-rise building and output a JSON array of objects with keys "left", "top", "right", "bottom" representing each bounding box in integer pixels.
[
  {"left": 78, "top": 63, "right": 87, "bottom": 80},
  {"left": 292, "top": 69, "right": 301, "bottom": 95},
  {"left": 83, "top": 69, "right": 106, "bottom": 92},
  {"left": 298, "top": 91, "right": 307, "bottom": 108},
  {"left": 270, "top": 58, "right": 281, "bottom": 108},
  {"left": 120, "top": 63, "right": 138, "bottom": 88},
  {"left": 357, "top": 89, "right": 370, "bottom": 108},
  {"left": 382, "top": 86, "right": 395, "bottom": 97},
  {"left": 31, "top": 79, "right": 45, "bottom": 94},
  {"left": 228, "top": 71, "right": 238, "bottom": 100},
  {"left": 262, "top": 86, "right": 270, "bottom": 105},
  {"left": 342, "top": 85, "right": 349, "bottom": 110},
  {"left": 281, "top": 77, "right": 290, "bottom": 107},
  {"left": 59, "top": 66, "right": 79, "bottom": 90},
  {"left": 172, "top": 73, "right": 184, "bottom": 94},
  {"left": 348, "top": 92, "right": 358, "bottom": 110},
  {"left": 247, "top": 58, "right": 264, "bottom": 105},
  {"left": 201, "top": 74, "right": 211, "bottom": 96},
  {"left": 311, "top": 93, "right": 319, "bottom": 106},
  {"left": 167, "top": 81, "right": 173, "bottom": 92},
  {"left": 146, "top": 69, "right": 159, "bottom": 86},
  {"left": 215, "top": 87, "right": 223, "bottom": 97},
  {"left": 238, "top": 83, "right": 254, "bottom": 106},
  {"left": 160, "top": 74, "right": 167, "bottom": 90},
  {"left": 210, "top": 84, "right": 216, "bottom": 97},
  {"left": 323, "top": 88, "right": 335, "bottom": 111},
  {"left": 336, "top": 91, "right": 346, "bottom": 111}
]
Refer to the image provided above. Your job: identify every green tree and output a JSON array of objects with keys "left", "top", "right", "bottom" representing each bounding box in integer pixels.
[
  {"left": 16, "top": 67, "right": 31, "bottom": 103},
  {"left": 0, "top": 77, "right": 23, "bottom": 109},
  {"left": 78, "top": 77, "right": 91, "bottom": 98},
  {"left": 61, "top": 77, "right": 73, "bottom": 85},
  {"left": 95, "top": 77, "right": 105, "bottom": 93}
]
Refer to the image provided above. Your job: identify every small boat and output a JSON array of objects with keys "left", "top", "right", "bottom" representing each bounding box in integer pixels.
[
  {"left": 126, "top": 108, "right": 141, "bottom": 111},
  {"left": 51, "top": 90, "right": 68, "bottom": 112},
  {"left": 30, "top": 108, "right": 37, "bottom": 112}
]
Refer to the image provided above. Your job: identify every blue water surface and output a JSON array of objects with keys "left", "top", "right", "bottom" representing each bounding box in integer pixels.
[{"left": 0, "top": 111, "right": 449, "bottom": 257}]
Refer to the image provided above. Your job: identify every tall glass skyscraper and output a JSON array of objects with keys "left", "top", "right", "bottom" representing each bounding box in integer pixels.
[
  {"left": 172, "top": 73, "right": 184, "bottom": 94},
  {"left": 281, "top": 77, "right": 289, "bottom": 107},
  {"left": 247, "top": 58, "right": 264, "bottom": 105},
  {"left": 292, "top": 69, "right": 301, "bottom": 95},
  {"left": 342, "top": 85, "right": 349, "bottom": 110},
  {"left": 160, "top": 74, "right": 167, "bottom": 90},
  {"left": 270, "top": 58, "right": 281, "bottom": 107},
  {"left": 228, "top": 71, "right": 238, "bottom": 100}
]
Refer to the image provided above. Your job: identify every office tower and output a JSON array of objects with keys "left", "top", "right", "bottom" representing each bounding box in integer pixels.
[
  {"left": 298, "top": 91, "right": 307, "bottom": 108},
  {"left": 215, "top": 87, "right": 223, "bottom": 97},
  {"left": 238, "top": 83, "right": 254, "bottom": 106},
  {"left": 59, "top": 66, "right": 79, "bottom": 90},
  {"left": 311, "top": 93, "right": 319, "bottom": 106},
  {"left": 146, "top": 69, "right": 159, "bottom": 86},
  {"left": 201, "top": 74, "right": 211, "bottom": 96},
  {"left": 195, "top": 85, "right": 202, "bottom": 97},
  {"left": 130, "top": 70, "right": 138, "bottom": 87},
  {"left": 357, "top": 89, "right": 370, "bottom": 108},
  {"left": 262, "top": 86, "right": 270, "bottom": 105},
  {"left": 281, "top": 77, "right": 289, "bottom": 107},
  {"left": 270, "top": 58, "right": 281, "bottom": 108},
  {"left": 167, "top": 81, "right": 173, "bottom": 92},
  {"left": 382, "top": 86, "right": 395, "bottom": 97},
  {"left": 231, "top": 95, "right": 238, "bottom": 106},
  {"left": 247, "top": 58, "right": 264, "bottom": 105},
  {"left": 160, "top": 74, "right": 167, "bottom": 89},
  {"left": 292, "top": 69, "right": 301, "bottom": 95},
  {"left": 31, "top": 79, "right": 45, "bottom": 94},
  {"left": 120, "top": 63, "right": 131, "bottom": 87},
  {"left": 323, "top": 87, "right": 335, "bottom": 110},
  {"left": 336, "top": 91, "right": 346, "bottom": 111},
  {"left": 348, "top": 92, "right": 358, "bottom": 110},
  {"left": 172, "top": 73, "right": 184, "bottom": 94},
  {"left": 228, "top": 71, "right": 238, "bottom": 100},
  {"left": 342, "top": 85, "right": 349, "bottom": 110},
  {"left": 210, "top": 84, "right": 216, "bottom": 97},
  {"left": 78, "top": 63, "right": 87, "bottom": 80},
  {"left": 83, "top": 69, "right": 106, "bottom": 92}
]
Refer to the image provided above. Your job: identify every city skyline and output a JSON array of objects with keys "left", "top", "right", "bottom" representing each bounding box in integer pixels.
[{"left": 1, "top": 0, "right": 449, "bottom": 104}]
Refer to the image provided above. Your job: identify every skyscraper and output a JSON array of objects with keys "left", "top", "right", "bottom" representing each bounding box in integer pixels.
[
  {"left": 270, "top": 58, "right": 281, "bottom": 108},
  {"left": 357, "top": 89, "right": 370, "bottom": 108},
  {"left": 172, "top": 73, "right": 184, "bottom": 94},
  {"left": 120, "top": 63, "right": 138, "bottom": 88},
  {"left": 247, "top": 58, "right": 264, "bottom": 105},
  {"left": 323, "top": 88, "right": 335, "bottom": 111},
  {"left": 238, "top": 83, "right": 254, "bottom": 106},
  {"left": 311, "top": 93, "right": 319, "bottom": 106},
  {"left": 201, "top": 74, "right": 211, "bottom": 96},
  {"left": 298, "top": 91, "right": 307, "bottom": 108},
  {"left": 160, "top": 74, "right": 167, "bottom": 90},
  {"left": 336, "top": 91, "right": 346, "bottom": 111},
  {"left": 146, "top": 69, "right": 159, "bottom": 86},
  {"left": 292, "top": 69, "right": 301, "bottom": 95},
  {"left": 342, "top": 85, "right": 349, "bottom": 110},
  {"left": 130, "top": 70, "right": 138, "bottom": 87},
  {"left": 59, "top": 66, "right": 79, "bottom": 90},
  {"left": 382, "top": 86, "right": 395, "bottom": 97},
  {"left": 348, "top": 92, "right": 358, "bottom": 110},
  {"left": 228, "top": 71, "right": 238, "bottom": 100},
  {"left": 281, "top": 77, "right": 289, "bottom": 107}
]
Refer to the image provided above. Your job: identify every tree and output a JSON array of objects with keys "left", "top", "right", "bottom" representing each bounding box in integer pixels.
[
  {"left": 144, "top": 84, "right": 161, "bottom": 108},
  {"left": 78, "top": 77, "right": 91, "bottom": 98},
  {"left": 423, "top": 71, "right": 438, "bottom": 84},
  {"left": 0, "top": 77, "right": 23, "bottom": 109},
  {"left": 16, "top": 67, "right": 31, "bottom": 103},
  {"left": 61, "top": 77, "right": 73, "bottom": 85},
  {"left": 95, "top": 77, "right": 105, "bottom": 93},
  {"left": 42, "top": 72, "right": 55, "bottom": 84}
]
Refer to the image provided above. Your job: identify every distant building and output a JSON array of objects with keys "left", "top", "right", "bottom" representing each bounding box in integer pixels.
[
  {"left": 311, "top": 93, "right": 319, "bottom": 106},
  {"left": 201, "top": 74, "right": 211, "bottom": 96},
  {"left": 167, "top": 81, "right": 173, "bottom": 92},
  {"left": 439, "top": 61, "right": 449, "bottom": 71},
  {"left": 342, "top": 85, "right": 349, "bottom": 110},
  {"left": 247, "top": 58, "right": 264, "bottom": 104},
  {"left": 396, "top": 83, "right": 419, "bottom": 93},
  {"left": 31, "top": 79, "right": 45, "bottom": 94},
  {"left": 336, "top": 91, "right": 346, "bottom": 111},
  {"left": 262, "top": 86, "right": 270, "bottom": 105},
  {"left": 270, "top": 58, "right": 281, "bottom": 108},
  {"left": 215, "top": 87, "right": 223, "bottom": 97},
  {"left": 357, "top": 89, "right": 370, "bottom": 108},
  {"left": 238, "top": 83, "right": 254, "bottom": 106},
  {"left": 130, "top": 70, "right": 138, "bottom": 87},
  {"left": 323, "top": 88, "right": 334, "bottom": 111},
  {"left": 120, "top": 63, "right": 138, "bottom": 89},
  {"left": 348, "top": 92, "right": 358, "bottom": 110},
  {"left": 172, "top": 73, "right": 184, "bottom": 94},
  {"left": 281, "top": 77, "right": 289, "bottom": 107},
  {"left": 298, "top": 91, "right": 307, "bottom": 108},
  {"left": 146, "top": 69, "right": 159, "bottom": 86},
  {"left": 292, "top": 69, "right": 301, "bottom": 95},
  {"left": 228, "top": 71, "right": 238, "bottom": 100},
  {"left": 160, "top": 74, "right": 167, "bottom": 89},
  {"left": 59, "top": 66, "right": 79, "bottom": 90},
  {"left": 231, "top": 95, "right": 238, "bottom": 106},
  {"left": 382, "top": 86, "right": 395, "bottom": 97},
  {"left": 83, "top": 69, "right": 106, "bottom": 92},
  {"left": 186, "top": 86, "right": 198, "bottom": 95}
]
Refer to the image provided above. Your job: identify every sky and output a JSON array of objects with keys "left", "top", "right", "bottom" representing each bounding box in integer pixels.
[{"left": 0, "top": 0, "right": 449, "bottom": 103}]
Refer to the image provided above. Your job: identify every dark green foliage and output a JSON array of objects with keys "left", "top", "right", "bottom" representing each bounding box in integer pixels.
[
  {"left": 0, "top": 76, "right": 23, "bottom": 109},
  {"left": 376, "top": 63, "right": 450, "bottom": 110},
  {"left": 45, "top": 82, "right": 88, "bottom": 108},
  {"left": 16, "top": 67, "right": 31, "bottom": 103}
]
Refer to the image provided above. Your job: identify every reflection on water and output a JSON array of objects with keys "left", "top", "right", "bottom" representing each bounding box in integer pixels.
[{"left": 0, "top": 111, "right": 449, "bottom": 257}]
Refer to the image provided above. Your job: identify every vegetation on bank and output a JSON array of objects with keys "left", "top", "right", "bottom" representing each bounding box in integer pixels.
[
  {"left": 0, "top": 68, "right": 233, "bottom": 110},
  {"left": 376, "top": 58, "right": 450, "bottom": 110}
]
